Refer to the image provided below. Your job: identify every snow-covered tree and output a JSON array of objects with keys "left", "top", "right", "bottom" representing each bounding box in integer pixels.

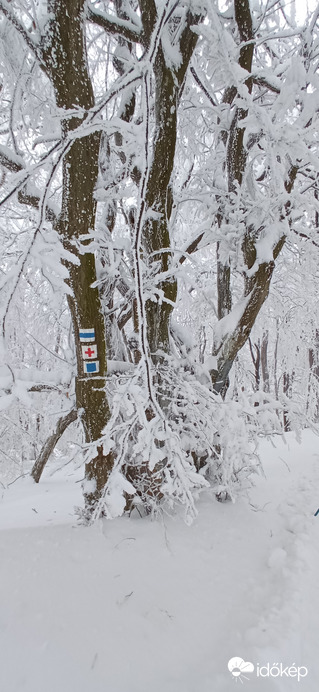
[{"left": 0, "top": 0, "right": 318, "bottom": 519}]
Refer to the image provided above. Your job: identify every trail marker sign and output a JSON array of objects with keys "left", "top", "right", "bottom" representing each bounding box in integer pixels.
[
  {"left": 81, "top": 344, "right": 97, "bottom": 360},
  {"left": 79, "top": 328, "right": 95, "bottom": 343},
  {"left": 84, "top": 360, "right": 99, "bottom": 374}
]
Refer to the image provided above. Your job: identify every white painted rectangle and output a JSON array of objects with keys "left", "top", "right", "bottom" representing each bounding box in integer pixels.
[
  {"left": 79, "top": 328, "right": 95, "bottom": 343},
  {"left": 84, "top": 360, "right": 99, "bottom": 374},
  {"left": 81, "top": 344, "right": 97, "bottom": 360}
]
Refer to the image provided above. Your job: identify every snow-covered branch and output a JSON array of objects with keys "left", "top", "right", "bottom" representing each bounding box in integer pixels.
[
  {"left": 87, "top": 3, "right": 142, "bottom": 44},
  {"left": 0, "top": 0, "right": 43, "bottom": 64}
]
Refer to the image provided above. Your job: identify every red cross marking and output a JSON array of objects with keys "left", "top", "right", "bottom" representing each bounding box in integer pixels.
[{"left": 85, "top": 347, "right": 95, "bottom": 358}]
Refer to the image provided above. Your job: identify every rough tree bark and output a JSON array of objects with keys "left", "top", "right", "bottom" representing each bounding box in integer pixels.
[
  {"left": 308, "top": 330, "right": 319, "bottom": 421},
  {"left": 249, "top": 338, "right": 261, "bottom": 393},
  {"left": 261, "top": 331, "right": 270, "bottom": 394},
  {"left": 140, "top": 1, "right": 201, "bottom": 372},
  {"left": 40, "top": 0, "right": 113, "bottom": 512},
  {"left": 0, "top": 0, "right": 202, "bottom": 512},
  {"left": 210, "top": 0, "right": 292, "bottom": 397}
]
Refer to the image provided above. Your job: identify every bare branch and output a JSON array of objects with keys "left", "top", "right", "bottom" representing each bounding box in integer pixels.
[
  {"left": 138, "top": 0, "right": 157, "bottom": 49},
  {"left": 179, "top": 232, "right": 205, "bottom": 265},
  {"left": 25, "top": 330, "right": 71, "bottom": 364},
  {"left": 87, "top": 4, "right": 142, "bottom": 44},
  {"left": 117, "top": 230, "right": 207, "bottom": 332},
  {"left": 291, "top": 228, "right": 319, "bottom": 250},
  {"left": 0, "top": 145, "right": 58, "bottom": 222},
  {"left": 2, "top": 142, "right": 70, "bottom": 337},
  {"left": 252, "top": 75, "right": 280, "bottom": 94},
  {"left": 0, "top": 146, "right": 24, "bottom": 173},
  {"left": 18, "top": 187, "right": 57, "bottom": 224},
  {"left": 29, "top": 384, "right": 67, "bottom": 393},
  {"left": 309, "top": 4, "right": 319, "bottom": 33},
  {"left": 190, "top": 67, "right": 217, "bottom": 107},
  {"left": 0, "top": 0, "right": 43, "bottom": 64},
  {"left": 0, "top": 139, "right": 62, "bottom": 209}
]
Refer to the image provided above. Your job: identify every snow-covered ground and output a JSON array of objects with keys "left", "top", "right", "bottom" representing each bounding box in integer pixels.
[{"left": 1, "top": 430, "right": 319, "bottom": 692}]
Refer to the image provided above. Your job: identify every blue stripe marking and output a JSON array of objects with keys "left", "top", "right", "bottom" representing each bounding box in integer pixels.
[{"left": 79, "top": 332, "right": 95, "bottom": 339}]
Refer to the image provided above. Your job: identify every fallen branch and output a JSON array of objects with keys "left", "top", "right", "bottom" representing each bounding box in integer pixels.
[{"left": 31, "top": 408, "right": 78, "bottom": 483}]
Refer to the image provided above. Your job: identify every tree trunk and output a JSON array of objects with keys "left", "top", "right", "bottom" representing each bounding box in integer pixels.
[
  {"left": 249, "top": 337, "right": 261, "bottom": 394},
  {"left": 261, "top": 331, "right": 270, "bottom": 393},
  {"left": 42, "top": 0, "right": 112, "bottom": 513},
  {"left": 142, "top": 9, "right": 201, "bottom": 370},
  {"left": 217, "top": 0, "right": 254, "bottom": 277},
  {"left": 211, "top": 247, "right": 284, "bottom": 395},
  {"left": 283, "top": 371, "right": 291, "bottom": 431}
]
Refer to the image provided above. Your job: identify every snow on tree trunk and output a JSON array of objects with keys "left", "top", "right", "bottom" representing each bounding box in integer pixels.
[{"left": 42, "top": 0, "right": 112, "bottom": 513}]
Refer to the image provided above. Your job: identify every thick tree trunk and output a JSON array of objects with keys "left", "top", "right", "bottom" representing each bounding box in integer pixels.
[
  {"left": 211, "top": 0, "right": 291, "bottom": 397},
  {"left": 217, "top": 0, "right": 254, "bottom": 320},
  {"left": 142, "top": 54, "right": 178, "bottom": 363},
  {"left": 213, "top": 0, "right": 255, "bottom": 397},
  {"left": 42, "top": 0, "right": 112, "bottom": 513},
  {"left": 142, "top": 11, "right": 200, "bottom": 367},
  {"left": 211, "top": 239, "right": 285, "bottom": 396}
]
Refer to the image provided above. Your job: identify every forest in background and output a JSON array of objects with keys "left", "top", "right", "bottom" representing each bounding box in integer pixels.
[{"left": 0, "top": 0, "right": 318, "bottom": 522}]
